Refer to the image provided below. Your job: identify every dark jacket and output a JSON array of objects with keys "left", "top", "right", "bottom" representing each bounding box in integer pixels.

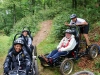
[
  {"left": 18, "top": 36, "right": 33, "bottom": 57},
  {"left": 19, "top": 35, "right": 32, "bottom": 46},
  {"left": 4, "top": 49, "right": 31, "bottom": 73}
]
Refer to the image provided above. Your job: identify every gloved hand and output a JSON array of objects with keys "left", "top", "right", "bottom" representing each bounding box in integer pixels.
[
  {"left": 4, "top": 67, "right": 9, "bottom": 74},
  {"left": 26, "top": 66, "right": 30, "bottom": 72},
  {"left": 4, "top": 73, "right": 8, "bottom": 75},
  {"left": 26, "top": 66, "right": 30, "bottom": 75}
]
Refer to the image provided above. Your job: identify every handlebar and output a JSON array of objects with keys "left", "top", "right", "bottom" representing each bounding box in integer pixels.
[
  {"left": 67, "top": 25, "right": 85, "bottom": 34},
  {"left": 67, "top": 25, "right": 84, "bottom": 31},
  {"left": 68, "top": 25, "right": 84, "bottom": 27},
  {"left": 9, "top": 70, "right": 26, "bottom": 75}
]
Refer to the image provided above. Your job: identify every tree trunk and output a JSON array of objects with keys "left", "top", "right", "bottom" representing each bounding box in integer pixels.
[
  {"left": 72, "top": 0, "right": 77, "bottom": 9},
  {"left": 19, "top": 0, "right": 25, "bottom": 17},
  {"left": 84, "top": 0, "right": 87, "bottom": 7},
  {"left": 97, "top": 0, "right": 100, "bottom": 6},
  {"left": 29, "top": 0, "right": 35, "bottom": 15},
  {"left": 13, "top": 4, "right": 16, "bottom": 25},
  {"left": 43, "top": 2, "right": 46, "bottom": 10},
  {"left": 32, "top": 0, "right": 35, "bottom": 14},
  {"left": 2, "top": 16, "right": 6, "bottom": 26}
]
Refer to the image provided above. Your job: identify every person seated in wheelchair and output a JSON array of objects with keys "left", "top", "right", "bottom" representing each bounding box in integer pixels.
[
  {"left": 3, "top": 39, "right": 31, "bottom": 75},
  {"left": 39, "top": 29, "right": 77, "bottom": 64},
  {"left": 19, "top": 28, "right": 33, "bottom": 50}
]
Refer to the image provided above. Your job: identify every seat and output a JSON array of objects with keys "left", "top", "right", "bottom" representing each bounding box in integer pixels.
[{"left": 60, "top": 36, "right": 79, "bottom": 58}]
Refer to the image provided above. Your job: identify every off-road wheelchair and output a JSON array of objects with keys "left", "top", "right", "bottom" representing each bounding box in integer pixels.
[
  {"left": 38, "top": 25, "right": 99, "bottom": 75},
  {"left": 4, "top": 27, "right": 39, "bottom": 75}
]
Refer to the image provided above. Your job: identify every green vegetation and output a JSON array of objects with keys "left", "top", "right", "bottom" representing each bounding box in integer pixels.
[
  {"left": 38, "top": 34, "right": 58, "bottom": 54},
  {"left": 0, "top": 0, "right": 100, "bottom": 37},
  {"left": 0, "top": 35, "right": 11, "bottom": 57},
  {"left": 0, "top": 0, "right": 100, "bottom": 75}
]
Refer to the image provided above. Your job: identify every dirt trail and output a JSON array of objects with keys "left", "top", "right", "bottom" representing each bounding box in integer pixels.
[
  {"left": 33, "top": 20, "right": 52, "bottom": 46},
  {"left": 32, "top": 20, "right": 56, "bottom": 75}
]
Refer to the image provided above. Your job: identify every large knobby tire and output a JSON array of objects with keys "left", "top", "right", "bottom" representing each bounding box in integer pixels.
[
  {"left": 89, "top": 44, "right": 99, "bottom": 59},
  {"left": 73, "top": 71, "right": 94, "bottom": 75},
  {"left": 60, "top": 58, "right": 74, "bottom": 75},
  {"left": 34, "top": 46, "right": 37, "bottom": 56},
  {"left": 34, "top": 60, "right": 39, "bottom": 75}
]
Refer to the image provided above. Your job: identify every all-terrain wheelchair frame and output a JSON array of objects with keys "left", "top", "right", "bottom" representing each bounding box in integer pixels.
[
  {"left": 39, "top": 25, "right": 99, "bottom": 75},
  {"left": 4, "top": 27, "right": 39, "bottom": 75}
]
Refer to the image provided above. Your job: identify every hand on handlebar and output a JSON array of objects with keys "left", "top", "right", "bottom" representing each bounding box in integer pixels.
[{"left": 65, "top": 22, "right": 70, "bottom": 26}]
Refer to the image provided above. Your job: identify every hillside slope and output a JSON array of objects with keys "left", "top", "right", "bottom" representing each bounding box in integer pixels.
[{"left": 32, "top": 20, "right": 100, "bottom": 75}]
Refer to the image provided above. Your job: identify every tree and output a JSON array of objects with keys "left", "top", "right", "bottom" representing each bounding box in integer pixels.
[
  {"left": 97, "top": 0, "right": 100, "bottom": 7},
  {"left": 72, "top": 0, "right": 77, "bottom": 9}
]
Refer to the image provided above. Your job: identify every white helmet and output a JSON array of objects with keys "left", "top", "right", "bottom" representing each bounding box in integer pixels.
[
  {"left": 70, "top": 14, "right": 77, "bottom": 19},
  {"left": 65, "top": 29, "right": 72, "bottom": 34},
  {"left": 22, "top": 29, "right": 29, "bottom": 33},
  {"left": 14, "top": 39, "right": 24, "bottom": 45}
]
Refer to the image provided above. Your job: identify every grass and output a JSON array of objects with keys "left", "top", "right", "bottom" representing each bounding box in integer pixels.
[
  {"left": 0, "top": 56, "right": 6, "bottom": 75},
  {"left": 38, "top": 35, "right": 58, "bottom": 55},
  {"left": 0, "top": 35, "right": 11, "bottom": 57},
  {"left": 0, "top": 35, "right": 11, "bottom": 74},
  {"left": 94, "top": 33, "right": 100, "bottom": 42},
  {"left": 37, "top": 35, "right": 61, "bottom": 75}
]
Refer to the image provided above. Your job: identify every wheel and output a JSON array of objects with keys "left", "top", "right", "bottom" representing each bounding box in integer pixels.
[
  {"left": 60, "top": 58, "right": 74, "bottom": 75},
  {"left": 73, "top": 71, "right": 94, "bottom": 75},
  {"left": 33, "top": 46, "right": 37, "bottom": 56},
  {"left": 89, "top": 44, "right": 99, "bottom": 59},
  {"left": 34, "top": 60, "right": 39, "bottom": 75},
  {"left": 31, "top": 60, "right": 39, "bottom": 75}
]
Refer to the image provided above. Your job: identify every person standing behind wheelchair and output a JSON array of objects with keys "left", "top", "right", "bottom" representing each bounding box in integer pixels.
[
  {"left": 65, "top": 14, "right": 91, "bottom": 47},
  {"left": 39, "top": 29, "right": 76, "bottom": 64},
  {"left": 3, "top": 39, "right": 31, "bottom": 75}
]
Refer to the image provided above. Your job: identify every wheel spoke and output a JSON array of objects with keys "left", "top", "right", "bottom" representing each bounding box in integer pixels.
[
  {"left": 90, "top": 46, "right": 98, "bottom": 59},
  {"left": 63, "top": 62, "right": 72, "bottom": 73},
  {"left": 60, "top": 59, "right": 73, "bottom": 75},
  {"left": 64, "top": 63, "right": 70, "bottom": 71}
]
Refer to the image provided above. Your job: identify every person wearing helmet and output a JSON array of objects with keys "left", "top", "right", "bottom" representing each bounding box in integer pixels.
[
  {"left": 38, "top": 29, "right": 76, "bottom": 64},
  {"left": 21, "top": 29, "right": 32, "bottom": 48},
  {"left": 3, "top": 39, "right": 31, "bottom": 75},
  {"left": 18, "top": 29, "right": 33, "bottom": 57},
  {"left": 65, "top": 14, "right": 90, "bottom": 46}
]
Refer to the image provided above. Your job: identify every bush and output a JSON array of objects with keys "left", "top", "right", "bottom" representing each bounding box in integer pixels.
[
  {"left": 11, "top": 15, "right": 39, "bottom": 35},
  {"left": 3, "top": 27, "right": 11, "bottom": 35},
  {"left": 52, "top": 12, "right": 70, "bottom": 39},
  {"left": 51, "top": 6, "right": 100, "bottom": 39}
]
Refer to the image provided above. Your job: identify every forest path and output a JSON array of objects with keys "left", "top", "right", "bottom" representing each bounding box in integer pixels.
[{"left": 33, "top": 20, "right": 52, "bottom": 46}]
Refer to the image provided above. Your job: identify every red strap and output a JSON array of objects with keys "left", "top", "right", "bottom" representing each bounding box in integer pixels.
[{"left": 61, "top": 38, "right": 71, "bottom": 48}]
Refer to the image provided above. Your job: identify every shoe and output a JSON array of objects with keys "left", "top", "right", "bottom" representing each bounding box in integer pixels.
[
  {"left": 38, "top": 55, "right": 42, "bottom": 60},
  {"left": 48, "top": 58, "right": 53, "bottom": 64},
  {"left": 38, "top": 55, "right": 45, "bottom": 62},
  {"left": 86, "top": 45, "right": 91, "bottom": 51},
  {"left": 41, "top": 55, "right": 49, "bottom": 63}
]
